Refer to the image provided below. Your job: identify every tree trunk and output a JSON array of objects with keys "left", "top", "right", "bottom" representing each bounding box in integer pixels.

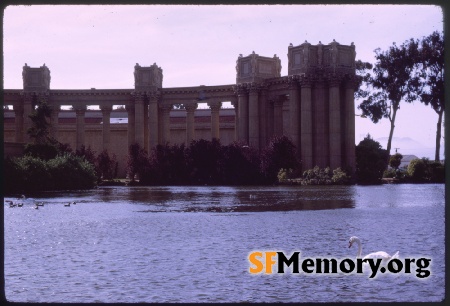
[
  {"left": 386, "top": 106, "right": 398, "bottom": 158},
  {"left": 434, "top": 109, "right": 444, "bottom": 162}
]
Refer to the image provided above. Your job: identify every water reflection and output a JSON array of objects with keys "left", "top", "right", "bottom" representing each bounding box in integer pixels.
[{"left": 120, "top": 186, "right": 357, "bottom": 213}]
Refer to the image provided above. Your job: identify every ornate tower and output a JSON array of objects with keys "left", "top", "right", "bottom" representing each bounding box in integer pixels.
[{"left": 236, "top": 51, "right": 281, "bottom": 84}]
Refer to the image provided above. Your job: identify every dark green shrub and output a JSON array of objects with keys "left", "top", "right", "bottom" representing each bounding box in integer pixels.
[
  {"left": 355, "top": 134, "right": 388, "bottom": 184},
  {"left": 141, "top": 143, "right": 187, "bottom": 185},
  {"left": 3, "top": 157, "right": 25, "bottom": 194},
  {"left": 47, "top": 154, "right": 97, "bottom": 190},
  {"left": 126, "top": 143, "right": 150, "bottom": 182},
  {"left": 332, "top": 167, "right": 351, "bottom": 185},
  {"left": 24, "top": 142, "right": 59, "bottom": 160},
  {"left": 97, "top": 149, "right": 117, "bottom": 180},
  {"left": 185, "top": 139, "right": 222, "bottom": 185},
  {"left": 407, "top": 158, "right": 427, "bottom": 182},
  {"left": 260, "top": 135, "right": 300, "bottom": 184},
  {"left": 220, "top": 142, "right": 261, "bottom": 185},
  {"left": 15, "top": 155, "right": 52, "bottom": 192}
]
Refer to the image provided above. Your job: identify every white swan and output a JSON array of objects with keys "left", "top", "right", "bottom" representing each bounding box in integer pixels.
[{"left": 349, "top": 236, "right": 399, "bottom": 261}]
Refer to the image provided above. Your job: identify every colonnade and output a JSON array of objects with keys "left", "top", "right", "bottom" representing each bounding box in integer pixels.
[{"left": 233, "top": 73, "right": 356, "bottom": 171}]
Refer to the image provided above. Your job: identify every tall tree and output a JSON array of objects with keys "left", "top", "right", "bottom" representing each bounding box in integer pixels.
[
  {"left": 358, "top": 38, "right": 420, "bottom": 157},
  {"left": 27, "top": 100, "right": 53, "bottom": 144},
  {"left": 417, "top": 31, "right": 444, "bottom": 161}
]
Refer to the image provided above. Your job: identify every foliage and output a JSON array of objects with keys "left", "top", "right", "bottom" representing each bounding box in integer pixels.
[
  {"left": 358, "top": 38, "right": 420, "bottom": 157},
  {"left": 355, "top": 134, "right": 389, "bottom": 185},
  {"left": 140, "top": 143, "right": 188, "bottom": 185},
  {"left": 126, "top": 143, "right": 150, "bottom": 181},
  {"left": 260, "top": 135, "right": 300, "bottom": 184},
  {"left": 416, "top": 31, "right": 444, "bottom": 161},
  {"left": 47, "top": 154, "right": 97, "bottom": 190},
  {"left": 185, "top": 139, "right": 223, "bottom": 185},
  {"left": 277, "top": 168, "right": 295, "bottom": 182},
  {"left": 331, "top": 168, "right": 352, "bottom": 185},
  {"left": 354, "top": 59, "right": 373, "bottom": 100},
  {"left": 301, "top": 166, "right": 333, "bottom": 185},
  {"left": 407, "top": 158, "right": 427, "bottom": 182},
  {"left": 389, "top": 153, "right": 403, "bottom": 170},
  {"left": 97, "top": 149, "right": 118, "bottom": 180},
  {"left": 75, "top": 145, "right": 100, "bottom": 179},
  {"left": 406, "top": 158, "right": 445, "bottom": 183},
  {"left": 24, "top": 142, "right": 59, "bottom": 160},
  {"left": 220, "top": 142, "right": 261, "bottom": 185},
  {"left": 27, "top": 101, "right": 53, "bottom": 144},
  {"left": 3, "top": 153, "right": 96, "bottom": 194}
]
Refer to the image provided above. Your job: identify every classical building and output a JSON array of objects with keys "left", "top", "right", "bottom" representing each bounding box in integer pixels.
[{"left": 4, "top": 40, "right": 357, "bottom": 177}]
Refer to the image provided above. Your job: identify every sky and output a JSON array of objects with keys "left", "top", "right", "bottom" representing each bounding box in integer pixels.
[{"left": 3, "top": 4, "right": 445, "bottom": 159}]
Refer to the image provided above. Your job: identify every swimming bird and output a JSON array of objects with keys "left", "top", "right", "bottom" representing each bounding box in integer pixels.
[
  {"left": 64, "top": 202, "right": 71, "bottom": 207},
  {"left": 34, "top": 205, "right": 39, "bottom": 209},
  {"left": 17, "top": 203, "right": 23, "bottom": 207},
  {"left": 72, "top": 201, "right": 77, "bottom": 205},
  {"left": 348, "top": 236, "right": 399, "bottom": 262}
]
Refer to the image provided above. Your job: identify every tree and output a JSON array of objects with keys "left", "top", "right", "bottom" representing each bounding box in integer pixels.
[
  {"left": 260, "top": 135, "right": 300, "bottom": 184},
  {"left": 389, "top": 153, "right": 403, "bottom": 170},
  {"left": 126, "top": 143, "right": 149, "bottom": 182},
  {"left": 417, "top": 31, "right": 444, "bottom": 161},
  {"left": 355, "top": 134, "right": 389, "bottom": 184},
  {"left": 358, "top": 38, "right": 420, "bottom": 158},
  {"left": 185, "top": 139, "right": 222, "bottom": 185},
  {"left": 354, "top": 59, "right": 373, "bottom": 100},
  {"left": 27, "top": 100, "right": 53, "bottom": 144}
]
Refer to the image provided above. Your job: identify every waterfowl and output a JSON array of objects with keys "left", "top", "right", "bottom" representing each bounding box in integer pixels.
[
  {"left": 64, "top": 203, "right": 71, "bottom": 207},
  {"left": 17, "top": 203, "right": 23, "bottom": 207}
]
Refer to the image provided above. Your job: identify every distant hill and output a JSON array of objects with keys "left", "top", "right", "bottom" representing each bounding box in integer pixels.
[{"left": 374, "top": 137, "right": 444, "bottom": 160}]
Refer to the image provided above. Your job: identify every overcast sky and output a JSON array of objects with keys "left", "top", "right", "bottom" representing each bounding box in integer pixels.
[{"left": 3, "top": 4, "right": 444, "bottom": 158}]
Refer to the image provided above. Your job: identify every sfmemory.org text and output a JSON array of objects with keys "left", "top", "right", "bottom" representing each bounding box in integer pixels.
[{"left": 248, "top": 251, "right": 431, "bottom": 278}]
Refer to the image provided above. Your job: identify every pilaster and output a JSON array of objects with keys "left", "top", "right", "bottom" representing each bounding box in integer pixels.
[
  {"left": 328, "top": 74, "right": 342, "bottom": 170},
  {"left": 147, "top": 91, "right": 160, "bottom": 149},
  {"left": 248, "top": 83, "right": 260, "bottom": 149},
  {"left": 13, "top": 104, "right": 24, "bottom": 143},
  {"left": 74, "top": 105, "right": 86, "bottom": 150},
  {"left": 208, "top": 101, "right": 222, "bottom": 140},
  {"left": 185, "top": 103, "right": 198, "bottom": 143},
  {"left": 126, "top": 103, "right": 135, "bottom": 147},
  {"left": 300, "top": 75, "right": 313, "bottom": 170},
  {"left": 100, "top": 105, "right": 112, "bottom": 151}
]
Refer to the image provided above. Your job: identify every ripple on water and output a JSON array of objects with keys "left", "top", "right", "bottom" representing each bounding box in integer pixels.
[{"left": 4, "top": 184, "right": 445, "bottom": 303}]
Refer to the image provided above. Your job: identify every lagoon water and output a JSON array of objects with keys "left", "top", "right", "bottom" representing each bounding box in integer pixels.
[{"left": 4, "top": 184, "right": 445, "bottom": 303}]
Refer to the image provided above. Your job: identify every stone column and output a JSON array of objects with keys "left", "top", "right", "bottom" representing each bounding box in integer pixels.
[
  {"left": 328, "top": 75, "right": 342, "bottom": 170},
  {"left": 74, "top": 105, "right": 86, "bottom": 150},
  {"left": 236, "top": 84, "right": 249, "bottom": 144},
  {"left": 134, "top": 92, "right": 145, "bottom": 147},
  {"left": 23, "top": 93, "right": 34, "bottom": 143},
  {"left": 160, "top": 104, "right": 172, "bottom": 144},
  {"left": 344, "top": 77, "right": 357, "bottom": 173},
  {"left": 148, "top": 91, "right": 160, "bottom": 149},
  {"left": 248, "top": 83, "right": 260, "bottom": 149},
  {"left": 273, "top": 97, "right": 284, "bottom": 136},
  {"left": 313, "top": 80, "right": 329, "bottom": 168},
  {"left": 259, "top": 87, "right": 268, "bottom": 148},
  {"left": 300, "top": 76, "right": 313, "bottom": 170},
  {"left": 100, "top": 105, "right": 112, "bottom": 151},
  {"left": 49, "top": 104, "right": 60, "bottom": 139},
  {"left": 267, "top": 98, "right": 275, "bottom": 141},
  {"left": 288, "top": 76, "right": 300, "bottom": 151},
  {"left": 208, "top": 101, "right": 222, "bottom": 140},
  {"left": 13, "top": 104, "right": 24, "bottom": 143},
  {"left": 231, "top": 100, "right": 239, "bottom": 142},
  {"left": 144, "top": 100, "right": 149, "bottom": 152},
  {"left": 185, "top": 103, "right": 197, "bottom": 143},
  {"left": 126, "top": 104, "right": 135, "bottom": 147}
]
